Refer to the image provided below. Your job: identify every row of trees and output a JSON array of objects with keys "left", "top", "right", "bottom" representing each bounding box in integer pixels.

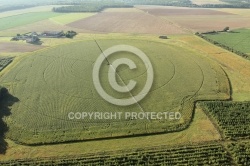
[
  {"left": 53, "top": 2, "right": 132, "bottom": 12},
  {"left": 0, "top": 5, "right": 35, "bottom": 13},
  {"left": 0, "top": 86, "right": 8, "bottom": 100}
]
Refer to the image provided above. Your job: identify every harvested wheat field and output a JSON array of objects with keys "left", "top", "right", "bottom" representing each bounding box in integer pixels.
[
  {"left": 0, "top": 19, "right": 86, "bottom": 36},
  {"left": 0, "top": 42, "right": 44, "bottom": 52},
  {"left": 137, "top": 6, "right": 250, "bottom": 32},
  {"left": 165, "top": 15, "right": 250, "bottom": 32},
  {"left": 68, "top": 9, "right": 185, "bottom": 34},
  {"left": 139, "top": 7, "right": 232, "bottom": 16}
]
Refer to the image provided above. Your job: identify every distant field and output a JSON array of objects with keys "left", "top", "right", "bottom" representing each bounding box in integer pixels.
[
  {"left": 0, "top": 5, "right": 65, "bottom": 18},
  {"left": 0, "top": 19, "right": 81, "bottom": 36},
  {"left": 213, "top": 8, "right": 250, "bottom": 16},
  {"left": 204, "top": 29, "right": 250, "bottom": 55},
  {"left": 0, "top": 42, "right": 44, "bottom": 53},
  {"left": 1, "top": 38, "right": 229, "bottom": 144},
  {"left": 68, "top": 9, "right": 185, "bottom": 34},
  {"left": 136, "top": 6, "right": 250, "bottom": 32},
  {"left": 50, "top": 13, "right": 96, "bottom": 25},
  {"left": 0, "top": 12, "right": 63, "bottom": 31}
]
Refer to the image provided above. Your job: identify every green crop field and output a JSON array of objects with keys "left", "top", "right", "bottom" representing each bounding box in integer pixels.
[
  {"left": 200, "top": 101, "right": 250, "bottom": 140},
  {"left": 0, "top": 38, "right": 230, "bottom": 144},
  {"left": 0, "top": 12, "right": 64, "bottom": 31},
  {"left": 0, "top": 143, "right": 233, "bottom": 165},
  {"left": 227, "top": 142, "right": 250, "bottom": 166},
  {"left": 204, "top": 29, "right": 250, "bottom": 55}
]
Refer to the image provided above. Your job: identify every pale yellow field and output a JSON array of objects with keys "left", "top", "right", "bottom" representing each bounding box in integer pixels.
[
  {"left": 50, "top": 13, "right": 96, "bottom": 25},
  {"left": 104, "top": 8, "right": 143, "bottom": 12},
  {"left": 177, "top": 35, "right": 250, "bottom": 101},
  {"left": 0, "top": 108, "right": 220, "bottom": 160},
  {"left": 212, "top": 8, "right": 250, "bottom": 16}
]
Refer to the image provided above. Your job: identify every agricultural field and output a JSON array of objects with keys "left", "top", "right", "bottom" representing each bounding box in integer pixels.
[
  {"left": 0, "top": 143, "right": 233, "bottom": 165},
  {"left": 0, "top": 42, "right": 44, "bottom": 53},
  {"left": 175, "top": 34, "right": 250, "bottom": 101},
  {"left": 0, "top": 5, "right": 64, "bottom": 18},
  {"left": 0, "top": 107, "right": 222, "bottom": 160},
  {"left": 227, "top": 142, "right": 250, "bottom": 166},
  {"left": 67, "top": 8, "right": 186, "bottom": 34},
  {"left": 0, "top": 2, "right": 250, "bottom": 165},
  {"left": 203, "top": 29, "right": 250, "bottom": 55},
  {"left": 0, "top": 12, "right": 64, "bottom": 31},
  {"left": 0, "top": 38, "right": 229, "bottom": 144},
  {"left": 0, "top": 57, "right": 13, "bottom": 71},
  {"left": 200, "top": 101, "right": 250, "bottom": 139},
  {"left": 136, "top": 6, "right": 250, "bottom": 32},
  {"left": 50, "top": 13, "right": 96, "bottom": 25}
]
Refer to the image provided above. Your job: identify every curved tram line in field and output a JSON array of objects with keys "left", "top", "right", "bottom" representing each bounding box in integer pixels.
[{"left": 0, "top": 39, "right": 230, "bottom": 144}]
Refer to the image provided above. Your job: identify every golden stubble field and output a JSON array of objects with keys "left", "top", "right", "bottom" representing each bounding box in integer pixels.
[
  {"left": 176, "top": 35, "right": 250, "bottom": 101},
  {"left": 136, "top": 6, "right": 250, "bottom": 32}
]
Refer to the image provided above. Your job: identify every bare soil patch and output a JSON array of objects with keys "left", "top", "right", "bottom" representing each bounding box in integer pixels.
[
  {"left": 138, "top": 7, "right": 233, "bottom": 16},
  {"left": 166, "top": 15, "right": 250, "bottom": 32},
  {"left": 68, "top": 12, "right": 185, "bottom": 34},
  {"left": 0, "top": 42, "right": 44, "bottom": 52}
]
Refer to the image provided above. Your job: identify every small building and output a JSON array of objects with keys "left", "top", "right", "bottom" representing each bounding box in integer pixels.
[
  {"left": 26, "top": 36, "right": 40, "bottom": 44},
  {"left": 41, "top": 31, "right": 64, "bottom": 38}
]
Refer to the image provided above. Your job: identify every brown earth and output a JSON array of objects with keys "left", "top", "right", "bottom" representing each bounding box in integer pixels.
[
  {"left": 139, "top": 8, "right": 234, "bottom": 16},
  {"left": 67, "top": 12, "right": 186, "bottom": 34},
  {"left": 0, "top": 42, "right": 44, "bottom": 52},
  {"left": 135, "top": 6, "right": 250, "bottom": 32},
  {"left": 165, "top": 15, "right": 250, "bottom": 32}
]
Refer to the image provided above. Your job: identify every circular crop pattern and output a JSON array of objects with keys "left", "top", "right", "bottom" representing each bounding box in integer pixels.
[
  {"left": 92, "top": 45, "right": 154, "bottom": 106},
  {"left": 0, "top": 39, "right": 230, "bottom": 144}
]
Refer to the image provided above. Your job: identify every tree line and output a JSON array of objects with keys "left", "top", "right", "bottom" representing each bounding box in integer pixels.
[
  {"left": 0, "top": 5, "right": 36, "bottom": 13},
  {"left": 52, "top": 1, "right": 133, "bottom": 13}
]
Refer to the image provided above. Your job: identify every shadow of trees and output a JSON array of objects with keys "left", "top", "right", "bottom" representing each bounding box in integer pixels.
[{"left": 0, "top": 88, "right": 19, "bottom": 154}]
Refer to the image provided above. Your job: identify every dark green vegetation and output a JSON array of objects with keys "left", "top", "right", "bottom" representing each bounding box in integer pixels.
[
  {"left": 0, "top": 86, "right": 8, "bottom": 100},
  {"left": 200, "top": 101, "right": 250, "bottom": 140},
  {"left": 0, "top": 86, "right": 18, "bottom": 154},
  {"left": 51, "top": 0, "right": 250, "bottom": 12},
  {"left": 0, "top": 57, "right": 13, "bottom": 72},
  {"left": 65, "top": 31, "right": 77, "bottom": 38},
  {"left": 197, "top": 29, "right": 250, "bottom": 60},
  {"left": 52, "top": 0, "right": 193, "bottom": 13},
  {"left": 0, "top": 39, "right": 229, "bottom": 144},
  {"left": 0, "top": 12, "right": 63, "bottom": 31},
  {"left": 228, "top": 142, "right": 250, "bottom": 166},
  {"left": 220, "top": 0, "right": 250, "bottom": 7},
  {"left": 0, "top": 5, "right": 35, "bottom": 13},
  {"left": 0, "top": 143, "right": 233, "bottom": 165},
  {"left": 53, "top": 2, "right": 132, "bottom": 13}
]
